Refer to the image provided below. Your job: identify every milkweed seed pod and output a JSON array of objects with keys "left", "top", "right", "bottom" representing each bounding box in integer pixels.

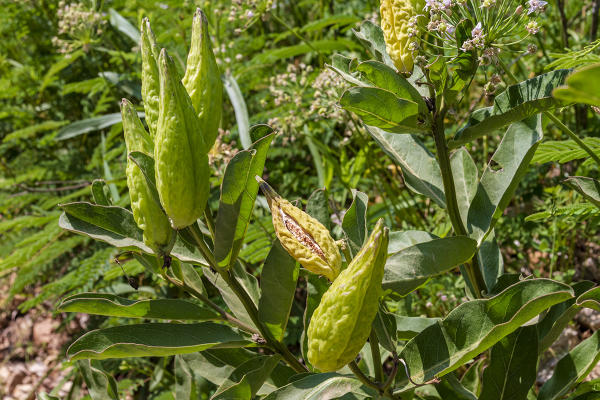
[
  {"left": 257, "top": 177, "right": 341, "bottom": 281},
  {"left": 155, "top": 49, "right": 210, "bottom": 230},
  {"left": 140, "top": 18, "right": 160, "bottom": 138},
  {"left": 380, "top": 0, "right": 421, "bottom": 74},
  {"left": 121, "top": 99, "right": 173, "bottom": 254},
  {"left": 307, "top": 219, "right": 389, "bottom": 372},
  {"left": 182, "top": 9, "right": 223, "bottom": 151}
]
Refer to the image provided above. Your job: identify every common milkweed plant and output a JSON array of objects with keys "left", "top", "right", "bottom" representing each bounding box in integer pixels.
[{"left": 56, "top": 2, "right": 600, "bottom": 399}]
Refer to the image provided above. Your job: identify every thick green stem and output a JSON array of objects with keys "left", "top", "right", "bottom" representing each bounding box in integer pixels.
[
  {"left": 369, "top": 329, "right": 384, "bottom": 383},
  {"left": 432, "top": 109, "right": 486, "bottom": 297},
  {"left": 349, "top": 361, "right": 384, "bottom": 394}
]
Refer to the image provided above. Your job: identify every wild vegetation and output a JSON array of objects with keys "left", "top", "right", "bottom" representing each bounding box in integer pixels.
[{"left": 1, "top": 0, "right": 600, "bottom": 399}]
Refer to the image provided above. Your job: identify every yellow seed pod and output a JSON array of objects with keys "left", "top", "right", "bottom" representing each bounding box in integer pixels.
[
  {"left": 257, "top": 177, "right": 341, "bottom": 281},
  {"left": 380, "top": 0, "right": 422, "bottom": 74}
]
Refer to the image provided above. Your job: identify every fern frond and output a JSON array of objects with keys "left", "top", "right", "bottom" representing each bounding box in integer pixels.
[
  {"left": 546, "top": 40, "right": 600, "bottom": 70},
  {"left": 533, "top": 137, "right": 600, "bottom": 164},
  {"left": 525, "top": 203, "right": 600, "bottom": 222}
]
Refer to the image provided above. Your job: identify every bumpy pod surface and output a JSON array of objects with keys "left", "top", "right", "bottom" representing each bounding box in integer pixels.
[
  {"left": 155, "top": 49, "right": 210, "bottom": 229},
  {"left": 307, "top": 219, "right": 389, "bottom": 372},
  {"left": 257, "top": 177, "right": 341, "bottom": 282},
  {"left": 182, "top": 9, "right": 223, "bottom": 151},
  {"left": 121, "top": 99, "right": 173, "bottom": 254},
  {"left": 140, "top": 18, "right": 160, "bottom": 138},
  {"left": 380, "top": 0, "right": 420, "bottom": 74}
]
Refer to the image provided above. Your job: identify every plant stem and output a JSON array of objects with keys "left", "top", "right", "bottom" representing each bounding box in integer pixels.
[
  {"left": 369, "top": 329, "right": 384, "bottom": 383},
  {"left": 432, "top": 106, "right": 486, "bottom": 297},
  {"left": 349, "top": 361, "right": 383, "bottom": 393},
  {"left": 184, "top": 225, "right": 307, "bottom": 373}
]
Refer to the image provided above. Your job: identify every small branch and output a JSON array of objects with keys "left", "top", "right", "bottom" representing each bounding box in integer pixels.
[
  {"left": 369, "top": 329, "right": 384, "bottom": 383},
  {"left": 592, "top": 0, "right": 600, "bottom": 41},
  {"left": 349, "top": 361, "right": 382, "bottom": 393},
  {"left": 556, "top": 0, "right": 569, "bottom": 48}
]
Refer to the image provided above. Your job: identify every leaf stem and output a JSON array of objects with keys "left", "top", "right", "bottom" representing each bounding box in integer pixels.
[
  {"left": 349, "top": 361, "right": 383, "bottom": 394},
  {"left": 369, "top": 329, "right": 384, "bottom": 383}
]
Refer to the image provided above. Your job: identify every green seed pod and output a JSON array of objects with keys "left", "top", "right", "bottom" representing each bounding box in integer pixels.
[
  {"left": 307, "top": 219, "right": 389, "bottom": 372},
  {"left": 182, "top": 9, "right": 222, "bottom": 150},
  {"left": 257, "top": 177, "right": 341, "bottom": 282},
  {"left": 140, "top": 18, "right": 160, "bottom": 138},
  {"left": 380, "top": 0, "right": 421, "bottom": 74},
  {"left": 121, "top": 99, "right": 173, "bottom": 254},
  {"left": 155, "top": 48, "right": 210, "bottom": 230}
]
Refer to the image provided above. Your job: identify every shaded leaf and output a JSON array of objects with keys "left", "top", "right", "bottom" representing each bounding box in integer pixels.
[
  {"left": 467, "top": 116, "right": 543, "bottom": 244},
  {"left": 366, "top": 126, "right": 445, "bottom": 207},
  {"left": 262, "top": 372, "right": 377, "bottom": 399},
  {"left": 395, "top": 279, "right": 573, "bottom": 390},
  {"left": 383, "top": 236, "right": 477, "bottom": 296},
  {"left": 553, "top": 64, "right": 600, "bottom": 107},
  {"left": 108, "top": 8, "right": 140, "bottom": 43},
  {"left": 342, "top": 190, "right": 369, "bottom": 257},
  {"left": 67, "top": 322, "right": 249, "bottom": 360},
  {"left": 223, "top": 73, "right": 251, "bottom": 149},
  {"left": 565, "top": 177, "right": 600, "bottom": 207},
  {"left": 56, "top": 113, "right": 127, "bottom": 141},
  {"left": 258, "top": 242, "right": 299, "bottom": 341},
  {"left": 58, "top": 292, "right": 219, "bottom": 320},
  {"left": 450, "top": 70, "right": 570, "bottom": 148},
  {"left": 352, "top": 21, "right": 394, "bottom": 68},
  {"left": 212, "top": 355, "right": 281, "bottom": 399},
  {"left": 77, "top": 360, "right": 119, "bottom": 400}
]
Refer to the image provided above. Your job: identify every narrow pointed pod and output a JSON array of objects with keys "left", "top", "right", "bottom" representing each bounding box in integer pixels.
[
  {"left": 155, "top": 49, "right": 210, "bottom": 230},
  {"left": 182, "top": 8, "right": 223, "bottom": 151},
  {"left": 121, "top": 99, "right": 173, "bottom": 254},
  {"left": 140, "top": 18, "right": 160, "bottom": 138}
]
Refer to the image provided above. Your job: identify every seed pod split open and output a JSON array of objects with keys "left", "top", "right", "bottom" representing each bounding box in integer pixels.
[{"left": 257, "top": 177, "right": 341, "bottom": 281}]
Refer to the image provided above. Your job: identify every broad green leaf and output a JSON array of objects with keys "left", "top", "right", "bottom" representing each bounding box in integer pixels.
[
  {"left": 479, "top": 326, "right": 538, "bottom": 400},
  {"left": 553, "top": 64, "right": 600, "bottom": 107},
  {"left": 175, "top": 354, "right": 201, "bottom": 400},
  {"left": 305, "top": 188, "right": 331, "bottom": 230},
  {"left": 565, "top": 177, "right": 600, "bottom": 207},
  {"left": 373, "top": 305, "right": 398, "bottom": 352},
  {"left": 58, "top": 292, "right": 219, "bottom": 320},
  {"left": 91, "top": 179, "right": 111, "bottom": 206},
  {"left": 212, "top": 355, "right": 281, "bottom": 400},
  {"left": 203, "top": 265, "right": 259, "bottom": 330},
  {"left": 77, "top": 360, "right": 119, "bottom": 400},
  {"left": 352, "top": 20, "right": 395, "bottom": 68},
  {"left": 466, "top": 116, "right": 543, "bottom": 244},
  {"left": 58, "top": 202, "right": 206, "bottom": 264},
  {"left": 388, "top": 230, "right": 436, "bottom": 254},
  {"left": 340, "top": 87, "right": 422, "bottom": 133},
  {"left": 67, "top": 322, "right": 249, "bottom": 360},
  {"left": 539, "top": 331, "right": 600, "bottom": 400},
  {"left": 537, "top": 281, "right": 595, "bottom": 353},
  {"left": 108, "top": 8, "right": 140, "bottom": 43},
  {"left": 356, "top": 60, "right": 427, "bottom": 111},
  {"left": 179, "top": 349, "right": 295, "bottom": 395},
  {"left": 383, "top": 236, "right": 477, "bottom": 296},
  {"left": 262, "top": 372, "right": 377, "bottom": 399},
  {"left": 394, "top": 279, "right": 573, "bottom": 390},
  {"left": 436, "top": 373, "right": 477, "bottom": 400},
  {"left": 328, "top": 54, "right": 363, "bottom": 86},
  {"left": 450, "top": 70, "right": 570, "bottom": 148},
  {"left": 223, "top": 73, "right": 251, "bottom": 149},
  {"left": 461, "top": 359, "right": 484, "bottom": 396},
  {"left": 451, "top": 148, "right": 478, "bottom": 228},
  {"left": 395, "top": 316, "right": 440, "bottom": 341},
  {"left": 366, "top": 126, "right": 446, "bottom": 207},
  {"left": 56, "top": 113, "right": 126, "bottom": 140},
  {"left": 477, "top": 230, "right": 504, "bottom": 293},
  {"left": 342, "top": 190, "right": 368, "bottom": 257},
  {"left": 258, "top": 242, "right": 299, "bottom": 341},
  {"left": 179, "top": 263, "right": 207, "bottom": 297},
  {"left": 214, "top": 130, "right": 275, "bottom": 269}
]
